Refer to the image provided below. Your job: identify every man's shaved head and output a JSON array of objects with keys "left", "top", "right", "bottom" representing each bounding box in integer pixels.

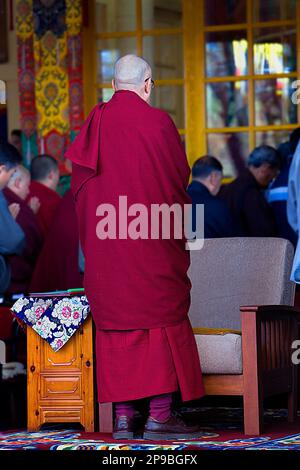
[
  {"left": 113, "top": 54, "right": 153, "bottom": 103},
  {"left": 114, "top": 54, "right": 151, "bottom": 89},
  {"left": 30, "top": 154, "right": 60, "bottom": 191}
]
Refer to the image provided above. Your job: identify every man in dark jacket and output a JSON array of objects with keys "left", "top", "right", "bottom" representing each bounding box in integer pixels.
[
  {"left": 267, "top": 139, "right": 298, "bottom": 247},
  {"left": 187, "top": 156, "right": 238, "bottom": 238},
  {"left": 220, "top": 145, "right": 280, "bottom": 237},
  {"left": 266, "top": 129, "right": 300, "bottom": 248}
]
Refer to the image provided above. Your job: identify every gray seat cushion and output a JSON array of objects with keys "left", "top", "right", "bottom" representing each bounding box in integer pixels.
[{"left": 195, "top": 334, "right": 243, "bottom": 374}]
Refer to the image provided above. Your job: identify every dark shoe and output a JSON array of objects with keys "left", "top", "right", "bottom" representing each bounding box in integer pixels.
[
  {"left": 113, "top": 414, "right": 143, "bottom": 440},
  {"left": 143, "top": 414, "right": 203, "bottom": 440}
]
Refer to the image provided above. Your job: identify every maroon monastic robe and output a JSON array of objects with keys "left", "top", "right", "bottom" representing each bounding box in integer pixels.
[
  {"left": 66, "top": 90, "right": 204, "bottom": 403},
  {"left": 3, "top": 187, "right": 44, "bottom": 294},
  {"left": 27, "top": 181, "right": 61, "bottom": 237},
  {"left": 30, "top": 190, "right": 83, "bottom": 292}
]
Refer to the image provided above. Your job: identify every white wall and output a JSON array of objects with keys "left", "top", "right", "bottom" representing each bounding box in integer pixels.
[{"left": 0, "top": 0, "right": 20, "bottom": 135}]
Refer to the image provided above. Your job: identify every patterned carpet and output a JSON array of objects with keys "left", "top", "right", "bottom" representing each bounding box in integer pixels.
[{"left": 1, "top": 408, "right": 300, "bottom": 450}]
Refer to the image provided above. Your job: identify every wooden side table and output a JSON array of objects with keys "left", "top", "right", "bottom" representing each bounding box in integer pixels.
[{"left": 27, "top": 315, "right": 94, "bottom": 431}]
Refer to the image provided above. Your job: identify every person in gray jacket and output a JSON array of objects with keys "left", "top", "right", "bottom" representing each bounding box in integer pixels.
[{"left": 0, "top": 142, "right": 25, "bottom": 293}]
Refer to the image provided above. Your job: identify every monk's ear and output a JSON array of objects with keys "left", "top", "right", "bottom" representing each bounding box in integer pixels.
[
  {"left": 112, "top": 79, "right": 116, "bottom": 91},
  {"left": 144, "top": 82, "right": 151, "bottom": 98},
  {"left": 145, "top": 79, "right": 151, "bottom": 94}
]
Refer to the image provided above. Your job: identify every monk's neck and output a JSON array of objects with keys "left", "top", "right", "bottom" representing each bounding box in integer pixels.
[{"left": 114, "top": 89, "right": 149, "bottom": 104}]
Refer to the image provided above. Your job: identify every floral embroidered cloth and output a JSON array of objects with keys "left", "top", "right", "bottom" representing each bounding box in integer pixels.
[{"left": 11, "top": 296, "right": 90, "bottom": 352}]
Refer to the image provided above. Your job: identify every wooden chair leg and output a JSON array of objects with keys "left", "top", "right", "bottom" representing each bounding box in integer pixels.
[
  {"left": 99, "top": 402, "right": 113, "bottom": 433},
  {"left": 243, "top": 390, "right": 263, "bottom": 435},
  {"left": 241, "top": 310, "right": 263, "bottom": 435}
]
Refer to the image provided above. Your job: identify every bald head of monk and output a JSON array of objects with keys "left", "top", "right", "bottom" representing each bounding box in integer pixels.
[
  {"left": 31, "top": 154, "right": 60, "bottom": 191},
  {"left": 7, "top": 164, "right": 31, "bottom": 200},
  {"left": 112, "top": 54, "right": 153, "bottom": 103}
]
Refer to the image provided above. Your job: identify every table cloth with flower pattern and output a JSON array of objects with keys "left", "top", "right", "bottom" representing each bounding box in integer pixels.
[{"left": 11, "top": 296, "right": 90, "bottom": 352}]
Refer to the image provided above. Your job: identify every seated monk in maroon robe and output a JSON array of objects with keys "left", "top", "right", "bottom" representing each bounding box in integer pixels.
[
  {"left": 27, "top": 155, "right": 61, "bottom": 237},
  {"left": 65, "top": 55, "right": 205, "bottom": 440},
  {"left": 30, "top": 189, "right": 83, "bottom": 292},
  {"left": 3, "top": 165, "right": 43, "bottom": 294}
]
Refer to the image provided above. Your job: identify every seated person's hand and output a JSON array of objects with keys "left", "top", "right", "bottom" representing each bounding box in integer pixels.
[
  {"left": 8, "top": 203, "right": 20, "bottom": 220},
  {"left": 28, "top": 197, "right": 41, "bottom": 214}
]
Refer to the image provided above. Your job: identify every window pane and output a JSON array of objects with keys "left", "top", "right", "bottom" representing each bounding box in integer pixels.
[
  {"left": 143, "top": 35, "right": 183, "bottom": 79},
  {"left": 150, "top": 85, "right": 184, "bottom": 128},
  {"left": 96, "top": 38, "right": 136, "bottom": 83},
  {"left": 253, "top": 0, "right": 297, "bottom": 22},
  {"left": 206, "top": 81, "right": 248, "bottom": 128},
  {"left": 95, "top": 0, "right": 136, "bottom": 33},
  {"left": 204, "top": 0, "right": 246, "bottom": 25},
  {"left": 142, "top": 0, "right": 182, "bottom": 29},
  {"left": 207, "top": 133, "right": 248, "bottom": 178},
  {"left": 256, "top": 130, "right": 291, "bottom": 148},
  {"left": 255, "top": 78, "right": 297, "bottom": 126},
  {"left": 98, "top": 88, "right": 114, "bottom": 103},
  {"left": 206, "top": 31, "right": 248, "bottom": 77},
  {"left": 254, "top": 27, "right": 296, "bottom": 75}
]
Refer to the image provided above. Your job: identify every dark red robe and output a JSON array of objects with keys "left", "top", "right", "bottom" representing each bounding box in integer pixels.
[
  {"left": 3, "top": 188, "right": 44, "bottom": 294},
  {"left": 66, "top": 90, "right": 204, "bottom": 403},
  {"left": 30, "top": 190, "right": 83, "bottom": 292},
  {"left": 27, "top": 181, "right": 61, "bottom": 237}
]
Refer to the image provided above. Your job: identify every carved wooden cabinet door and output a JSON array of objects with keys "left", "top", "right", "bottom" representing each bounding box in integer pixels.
[{"left": 27, "top": 316, "right": 94, "bottom": 431}]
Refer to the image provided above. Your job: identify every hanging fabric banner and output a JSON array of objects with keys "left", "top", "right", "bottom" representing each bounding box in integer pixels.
[
  {"left": 16, "top": 0, "right": 84, "bottom": 166},
  {"left": 16, "top": 0, "right": 37, "bottom": 162}
]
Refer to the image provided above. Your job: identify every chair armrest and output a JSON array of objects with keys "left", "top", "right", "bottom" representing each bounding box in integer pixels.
[
  {"left": 240, "top": 305, "right": 299, "bottom": 376},
  {"left": 240, "top": 305, "right": 300, "bottom": 321}
]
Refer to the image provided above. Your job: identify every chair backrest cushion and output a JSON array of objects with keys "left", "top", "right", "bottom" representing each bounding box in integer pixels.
[{"left": 188, "top": 238, "right": 295, "bottom": 330}]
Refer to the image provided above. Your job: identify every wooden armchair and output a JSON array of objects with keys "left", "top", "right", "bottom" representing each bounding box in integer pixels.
[
  {"left": 189, "top": 237, "right": 299, "bottom": 435},
  {"left": 98, "top": 238, "right": 299, "bottom": 435}
]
